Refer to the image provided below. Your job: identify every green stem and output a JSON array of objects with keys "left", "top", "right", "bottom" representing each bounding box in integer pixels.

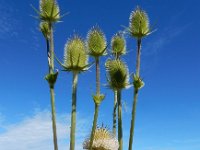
[
  {"left": 49, "top": 23, "right": 55, "bottom": 73},
  {"left": 96, "top": 57, "right": 100, "bottom": 95},
  {"left": 89, "top": 57, "right": 100, "bottom": 150},
  {"left": 46, "top": 39, "right": 50, "bottom": 73},
  {"left": 117, "top": 90, "right": 123, "bottom": 150},
  {"left": 89, "top": 104, "right": 99, "bottom": 150},
  {"left": 128, "top": 89, "right": 139, "bottom": 150},
  {"left": 70, "top": 72, "right": 78, "bottom": 150},
  {"left": 48, "top": 23, "right": 58, "bottom": 150},
  {"left": 136, "top": 39, "right": 141, "bottom": 76},
  {"left": 128, "top": 38, "right": 142, "bottom": 150},
  {"left": 113, "top": 90, "right": 117, "bottom": 136},
  {"left": 50, "top": 87, "right": 58, "bottom": 150}
]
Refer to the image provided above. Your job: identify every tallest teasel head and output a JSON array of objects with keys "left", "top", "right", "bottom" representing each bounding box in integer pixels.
[
  {"left": 129, "top": 7, "right": 150, "bottom": 39},
  {"left": 39, "top": 0, "right": 60, "bottom": 23}
]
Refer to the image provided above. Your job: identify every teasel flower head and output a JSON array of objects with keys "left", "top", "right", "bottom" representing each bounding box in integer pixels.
[
  {"left": 105, "top": 59, "right": 130, "bottom": 90},
  {"left": 111, "top": 33, "right": 126, "bottom": 57},
  {"left": 129, "top": 6, "right": 151, "bottom": 39},
  {"left": 63, "top": 35, "right": 89, "bottom": 72},
  {"left": 39, "top": 0, "right": 60, "bottom": 23},
  {"left": 87, "top": 26, "right": 107, "bottom": 58},
  {"left": 40, "top": 21, "right": 50, "bottom": 39},
  {"left": 83, "top": 126, "right": 119, "bottom": 150}
]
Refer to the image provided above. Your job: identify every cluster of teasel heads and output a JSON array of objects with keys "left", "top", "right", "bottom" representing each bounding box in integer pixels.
[{"left": 33, "top": 0, "right": 153, "bottom": 150}]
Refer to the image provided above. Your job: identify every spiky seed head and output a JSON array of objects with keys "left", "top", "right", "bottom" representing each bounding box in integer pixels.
[
  {"left": 64, "top": 36, "right": 88, "bottom": 72},
  {"left": 129, "top": 6, "right": 150, "bottom": 39},
  {"left": 105, "top": 59, "right": 130, "bottom": 90},
  {"left": 40, "top": 22, "right": 50, "bottom": 39},
  {"left": 111, "top": 33, "right": 126, "bottom": 57},
  {"left": 87, "top": 26, "right": 107, "bottom": 57},
  {"left": 39, "top": 0, "right": 60, "bottom": 23},
  {"left": 83, "top": 126, "right": 119, "bottom": 150}
]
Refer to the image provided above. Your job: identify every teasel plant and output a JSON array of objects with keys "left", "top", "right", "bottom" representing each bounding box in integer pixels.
[
  {"left": 55, "top": 35, "right": 89, "bottom": 150},
  {"left": 127, "top": 6, "right": 153, "bottom": 150},
  {"left": 83, "top": 125, "right": 119, "bottom": 150},
  {"left": 86, "top": 26, "right": 107, "bottom": 150},
  {"left": 32, "top": 0, "right": 63, "bottom": 150},
  {"left": 105, "top": 59, "right": 130, "bottom": 150},
  {"left": 110, "top": 33, "right": 126, "bottom": 136}
]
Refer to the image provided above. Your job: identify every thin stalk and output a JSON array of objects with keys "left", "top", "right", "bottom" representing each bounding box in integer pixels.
[
  {"left": 50, "top": 86, "right": 58, "bottom": 150},
  {"left": 89, "top": 104, "right": 100, "bottom": 150},
  {"left": 46, "top": 39, "right": 50, "bottom": 73},
  {"left": 135, "top": 39, "right": 141, "bottom": 76},
  {"left": 96, "top": 57, "right": 100, "bottom": 95},
  {"left": 113, "top": 90, "right": 117, "bottom": 136},
  {"left": 48, "top": 23, "right": 58, "bottom": 150},
  {"left": 89, "top": 57, "right": 100, "bottom": 150},
  {"left": 128, "top": 38, "right": 142, "bottom": 150},
  {"left": 49, "top": 23, "right": 55, "bottom": 74},
  {"left": 70, "top": 72, "right": 78, "bottom": 150},
  {"left": 117, "top": 90, "right": 123, "bottom": 150}
]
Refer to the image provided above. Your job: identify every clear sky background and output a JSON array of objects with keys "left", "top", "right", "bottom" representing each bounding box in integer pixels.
[{"left": 0, "top": 0, "right": 200, "bottom": 150}]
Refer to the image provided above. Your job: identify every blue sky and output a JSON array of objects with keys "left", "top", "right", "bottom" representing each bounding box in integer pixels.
[{"left": 0, "top": 0, "right": 200, "bottom": 149}]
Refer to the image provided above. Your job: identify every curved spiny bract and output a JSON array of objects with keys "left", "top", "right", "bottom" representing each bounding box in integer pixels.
[
  {"left": 87, "top": 26, "right": 107, "bottom": 58},
  {"left": 111, "top": 33, "right": 126, "bottom": 58},
  {"left": 64, "top": 36, "right": 89, "bottom": 72},
  {"left": 129, "top": 6, "right": 150, "bottom": 39},
  {"left": 39, "top": 0, "right": 60, "bottom": 23}
]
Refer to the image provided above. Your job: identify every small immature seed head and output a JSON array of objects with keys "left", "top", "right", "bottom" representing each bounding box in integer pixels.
[
  {"left": 105, "top": 59, "right": 130, "bottom": 90},
  {"left": 39, "top": 0, "right": 60, "bottom": 23},
  {"left": 87, "top": 26, "right": 107, "bottom": 57},
  {"left": 40, "top": 21, "right": 50, "bottom": 39},
  {"left": 111, "top": 33, "right": 126, "bottom": 57},
  {"left": 64, "top": 36, "right": 88, "bottom": 72},
  {"left": 129, "top": 6, "right": 150, "bottom": 39},
  {"left": 83, "top": 126, "right": 119, "bottom": 150}
]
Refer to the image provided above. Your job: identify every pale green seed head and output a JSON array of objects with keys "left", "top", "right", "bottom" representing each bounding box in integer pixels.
[
  {"left": 111, "top": 33, "right": 126, "bottom": 57},
  {"left": 106, "top": 59, "right": 129, "bottom": 90},
  {"left": 129, "top": 7, "right": 150, "bottom": 38},
  {"left": 40, "top": 21, "right": 50, "bottom": 39},
  {"left": 83, "top": 126, "right": 119, "bottom": 150},
  {"left": 64, "top": 36, "right": 88, "bottom": 72},
  {"left": 39, "top": 0, "right": 60, "bottom": 23},
  {"left": 87, "top": 27, "right": 107, "bottom": 57}
]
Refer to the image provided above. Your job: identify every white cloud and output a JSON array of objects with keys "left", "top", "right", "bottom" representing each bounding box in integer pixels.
[{"left": 0, "top": 110, "right": 91, "bottom": 150}]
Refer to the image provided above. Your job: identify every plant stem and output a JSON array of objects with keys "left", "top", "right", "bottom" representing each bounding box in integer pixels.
[
  {"left": 117, "top": 90, "right": 123, "bottom": 150},
  {"left": 48, "top": 23, "right": 58, "bottom": 150},
  {"left": 46, "top": 39, "right": 50, "bottom": 73},
  {"left": 128, "top": 38, "right": 142, "bottom": 150},
  {"left": 89, "top": 57, "right": 100, "bottom": 150},
  {"left": 70, "top": 72, "right": 78, "bottom": 150},
  {"left": 113, "top": 90, "right": 117, "bottom": 136},
  {"left": 135, "top": 39, "right": 141, "bottom": 76},
  {"left": 49, "top": 23, "right": 55, "bottom": 74},
  {"left": 89, "top": 103, "right": 99, "bottom": 150},
  {"left": 96, "top": 57, "right": 100, "bottom": 95},
  {"left": 50, "top": 87, "right": 58, "bottom": 150}
]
